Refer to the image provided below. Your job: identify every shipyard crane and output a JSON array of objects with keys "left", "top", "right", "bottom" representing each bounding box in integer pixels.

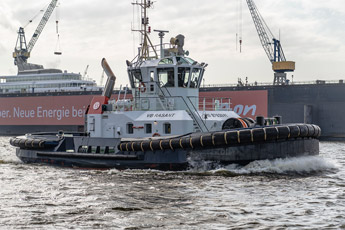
[
  {"left": 83, "top": 65, "right": 89, "bottom": 79},
  {"left": 13, "top": 0, "right": 58, "bottom": 72},
  {"left": 246, "top": 0, "right": 295, "bottom": 85}
]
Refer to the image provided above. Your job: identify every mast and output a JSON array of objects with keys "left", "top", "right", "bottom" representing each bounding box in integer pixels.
[{"left": 131, "top": 0, "right": 158, "bottom": 61}]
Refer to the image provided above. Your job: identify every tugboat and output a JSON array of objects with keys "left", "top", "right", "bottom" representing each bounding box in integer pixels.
[{"left": 10, "top": 1, "right": 320, "bottom": 170}]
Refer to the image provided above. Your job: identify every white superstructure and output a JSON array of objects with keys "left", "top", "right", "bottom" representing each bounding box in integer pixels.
[
  {"left": 0, "top": 68, "right": 101, "bottom": 94},
  {"left": 86, "top": 1, "right": 239, "bottom": 139}
]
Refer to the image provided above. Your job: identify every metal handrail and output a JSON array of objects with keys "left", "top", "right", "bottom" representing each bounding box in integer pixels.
[
  {"left": 186, "top": 96, "right": 209, "bottom": 132},
  {"left": 201, "top": 79, "right": 345, "bottom": 88},
  {"left": 154, "top": 81, "right": 172, "bottom": 97},
  {"left": 129, "top": 95, "right": 209, "bottom": 132}
]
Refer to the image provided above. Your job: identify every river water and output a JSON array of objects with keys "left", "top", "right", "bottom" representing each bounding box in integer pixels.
[{"left": 0, "top": 136, "right": 344, "bottom": 229}]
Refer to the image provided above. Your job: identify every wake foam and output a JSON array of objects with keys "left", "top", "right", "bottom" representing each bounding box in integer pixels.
[
  {"left": 0, "top": 154, "right": 22, "bottom": 165},
  {"left": 189, "top": 156, "right": 338, "bottom": 176},
  {"left": 0, "top": 144, "right": 22, "bottom": 164}
]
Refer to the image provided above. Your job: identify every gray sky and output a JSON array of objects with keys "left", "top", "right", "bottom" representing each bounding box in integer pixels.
[{"left": 0, "top": 0, "right": 345, "bottom": 86}]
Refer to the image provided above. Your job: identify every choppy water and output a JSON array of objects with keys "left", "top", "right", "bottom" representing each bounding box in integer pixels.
[{"left": 1, "top": 136, "right": 344, "bottom": 229}]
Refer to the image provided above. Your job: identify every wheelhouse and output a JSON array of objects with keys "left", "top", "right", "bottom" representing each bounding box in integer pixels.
[{"left": 128, "top": 56, "right": 204, "bottom": 92}]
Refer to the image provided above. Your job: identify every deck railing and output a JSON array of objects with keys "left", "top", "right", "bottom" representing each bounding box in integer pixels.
[{"left": 200, "top": 79, "right": 345, "bottom": 88}]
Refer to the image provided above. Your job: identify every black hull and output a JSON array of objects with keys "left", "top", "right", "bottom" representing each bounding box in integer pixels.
[
  {"left": 16, "top": 149, "right": 189, "bottom": 171},
  {"left": 190, "top": 138, "right": 319, "bottom": 165},
  {"left": 15, "top": 137, "right": 319, "bottom": 171},
  {"left": 10, "top": 124, "right": 321, "bottom": 170}
]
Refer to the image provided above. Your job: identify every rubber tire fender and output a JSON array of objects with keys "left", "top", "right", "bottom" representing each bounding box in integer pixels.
[
  {"left": 238, "top": 129, "right": 252, "bottom": 144},
  {"left": 312, "top": 125, "right": 321, "bottom": 137},
  {"left": 160, "top": 139, "right": 172, "bottom": 150},
  {"left": 199, "top": 133, "right": 213, "bottom": 147},
  {"left": 142, "top": 140, "right": 153, "bottom": 151},
  {"left": 190, "top": 135, "right": 203, "bottom": 149},
  {"left": 276, "top": 126, "right": 290, "bottom": 140},
  {"left": 265, "top": 127, "right": 279, "bottom": 141},
  {"left": 151, "top": 139, "right": 162, "bottom": 151},
  {"left": 297, "top": 124, "right": 309, "bottom": 137},
  {"left": 252, "top": 128, "right": 266, "bottom": 142},
  {"left": 305, "top": 124, "right": 315, "bottom": 137},
  {"left": 288, "top": 125, "right": 300, "bottom": 138},
  {"left": 212, "top": 132, "right": 228, "bottom": 146},
  {"left": 132, "top": 141, "right": 143, "bottom": 152},
  {"left": 170, "top": 138, "right": 182, "bottom": 150},
  {"left": 225, "top": 131, "right": 239, "bottom": 145}
]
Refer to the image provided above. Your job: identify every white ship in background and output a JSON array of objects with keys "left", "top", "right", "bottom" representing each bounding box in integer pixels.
[{"left": 0, "top": 0, "right": 100, "bottom": 94}]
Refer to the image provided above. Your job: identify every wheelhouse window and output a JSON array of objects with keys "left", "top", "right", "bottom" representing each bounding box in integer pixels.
[
  {"left": 190, "top": 68, "right": 201, "bottom": 88},
  {"left": 158, "top": 58, "right": 173, "bottom": 65},
  {"left": 164, "top": 123, "right": 171, "bottom": 134},
  {"left": 177, "top": 67, "right": 190, "bottom": 87},
  {"left": 176, "top": 57, "right": 189, "bottom": 64},
  {"left": 184, "top": 57, "right": 196, "bottom": 65},
  {"left": 127, "top": 123, "right": 134, "bottom": 134},
  {"left": 150, "top": 71, "right": 154, "bottom": 81},
  {"left": 158, "top": 68, "right": 175, "bottom": 87},
  {"left": 145, "top": 123, "right": 152, "bottom": 134}
]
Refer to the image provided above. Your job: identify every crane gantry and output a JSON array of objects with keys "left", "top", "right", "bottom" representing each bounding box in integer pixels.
[
  {"left": 13, "top": 0, "right": 59, "bottom": 72},
  {"left": 246, "top": 0, "right": 295, "bottom": 85}
]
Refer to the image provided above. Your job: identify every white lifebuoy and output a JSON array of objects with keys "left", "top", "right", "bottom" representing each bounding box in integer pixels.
[
  {"left": 139, "top": 82, "right": 146, "bottom": 93},
  {"left": 152, "top": 132, "right": 161, "bottom": 137}
]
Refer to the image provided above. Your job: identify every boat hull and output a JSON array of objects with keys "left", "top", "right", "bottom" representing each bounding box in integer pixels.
[
  {"left": 14, "top": 137, "right": 319, "bottom": 170},
  {"left": 15, "top": 148, "right": 189, "bottom": 170},
  {"left": 190, "top": 138, "right": 319, "bottom": 165},
  {"left": 10, "top": 123, "right": 321, "bottom": 170}
]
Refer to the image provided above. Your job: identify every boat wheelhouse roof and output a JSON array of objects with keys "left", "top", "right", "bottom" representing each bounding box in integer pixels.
[{"left": 134, "top": 56, "right": 197, "bottom": 68}]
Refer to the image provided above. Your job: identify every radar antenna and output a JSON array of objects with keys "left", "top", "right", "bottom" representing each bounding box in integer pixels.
[{"left": 154, "top": 29, "right": 169, "bottom": 58}]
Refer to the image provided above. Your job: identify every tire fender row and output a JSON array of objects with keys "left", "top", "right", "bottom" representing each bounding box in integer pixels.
[
  {"left": 10, "top": 138, "right": 59, "bottom": 149},
  {"left": 118, "top": 124, "right": 321, "bottom": 152}
]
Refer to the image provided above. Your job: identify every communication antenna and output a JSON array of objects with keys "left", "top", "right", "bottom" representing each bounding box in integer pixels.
[{"left": 131, "top": 0, "right": 158, "bottom": 61}]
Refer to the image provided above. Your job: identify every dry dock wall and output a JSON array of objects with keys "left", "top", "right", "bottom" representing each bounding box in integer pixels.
[
  {"left": 200, "top": 83, "right": 345, "bottom": 140},
  {"left": 267, "top": 83, "right": 345, "bottom": 140}
]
